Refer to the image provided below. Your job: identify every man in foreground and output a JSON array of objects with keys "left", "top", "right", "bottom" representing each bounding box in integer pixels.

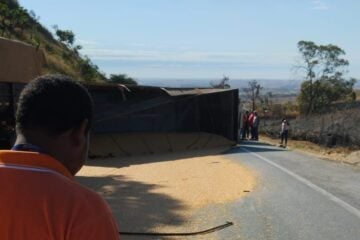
[{"left": 0, "top": 74, "right": 120, "bottom": 239}]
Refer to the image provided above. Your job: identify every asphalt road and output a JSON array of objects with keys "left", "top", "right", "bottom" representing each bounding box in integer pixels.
[
  {"left": 212, "top": 141, "right": 360, "bottom": 240},
  {"left": 120, "top": 141, "right": 360, "bottom": 240}
]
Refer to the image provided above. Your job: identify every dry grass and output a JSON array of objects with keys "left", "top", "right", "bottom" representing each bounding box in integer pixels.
[{"left": 45, "top": 53, "right": 78, "bottom": 77}]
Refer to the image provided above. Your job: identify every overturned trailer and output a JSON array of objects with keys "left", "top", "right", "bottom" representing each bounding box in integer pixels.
[
  {"left": 1, "top": 82, "right": 239, "bottom": 155},
  {"left": 88, "top": 84, "right": 239, "bottom": 157},
  {"left": 0, "top": 37, "right": 239, "bottom": 155}
]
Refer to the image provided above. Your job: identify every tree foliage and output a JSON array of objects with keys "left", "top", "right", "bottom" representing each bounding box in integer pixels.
[
  {"left": 296, "top": 40, "right": 356, "bottom": 115},
  {"left": 52, "top": 25, "right": 75, "bottom": 46},
  {"left": 1, "top": 0, "right": 19, "bottom": 9},
  {"left": 0, "top": 2, "right": 28, "bottom": 36},
  {"left": 0, "top": 3, "right": 10, "bottom": 36},
  {"left": 108, "top": 74, "right": 138, "bottom": 85},
  {"left": 79, "top": 56, "right": 106, "bottom": 81},
  {"left": 10, "top": 6, "right": 28, "bottom": 30}
]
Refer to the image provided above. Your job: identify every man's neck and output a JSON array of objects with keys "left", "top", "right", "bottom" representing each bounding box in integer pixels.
[{"left": 14, "top": 131, "right": 59, "bottom": 160}]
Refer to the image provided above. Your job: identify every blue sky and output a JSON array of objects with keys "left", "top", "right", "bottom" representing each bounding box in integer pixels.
[{"left": 19, "top": 0, "right": 360, "bottom": 80}]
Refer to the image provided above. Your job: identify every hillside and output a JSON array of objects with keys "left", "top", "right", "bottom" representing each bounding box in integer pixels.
[{"left": 0, "top": 0, "right": 105, "bottom": 82}]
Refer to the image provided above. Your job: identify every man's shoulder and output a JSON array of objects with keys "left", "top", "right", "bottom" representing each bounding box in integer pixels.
[
  {"left": 61, "top": 178, "right": 108, "bottom": 207},
  {"left": 42, "top": 173, "right": 109, "bottom": 211},
  {"left": 75, "top": 182, "right": 108, "bottom": 206}
]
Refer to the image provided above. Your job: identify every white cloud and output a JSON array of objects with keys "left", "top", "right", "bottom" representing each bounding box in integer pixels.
[
  {"left": 311, "top": 0, "right": 329, "bottom": 10},
  {"left": 80, "top": 46, "right": 294, "bottom": 68},
  {"left": 77, "top": 43, "right": 299, "bottom": 78}
]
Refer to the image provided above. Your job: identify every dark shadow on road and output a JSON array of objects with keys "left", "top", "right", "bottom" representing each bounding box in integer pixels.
[
  {"left": 85, "top": 147, "right": 230, "bottom": 168},
  {"left": 76, "top": 175, "right": 186, "bottom": 235},
  {"left": 225, "top": 141, "right": 286, "bottom": 155},
  {"left": 238, "top": 140, "right": 273, "bottom": 146},
  {"left": 231, "top": 145, "right": 286, "bottom": 154}
]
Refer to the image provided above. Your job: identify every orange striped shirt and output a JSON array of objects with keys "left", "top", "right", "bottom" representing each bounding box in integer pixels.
[{"left": 0, "top": 150, "right": 120, "bottom": 240}]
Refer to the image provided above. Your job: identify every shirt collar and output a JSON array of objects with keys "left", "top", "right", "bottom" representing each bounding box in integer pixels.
[{"left": 0, "top": 150, "right": 74, "bottom": 180}]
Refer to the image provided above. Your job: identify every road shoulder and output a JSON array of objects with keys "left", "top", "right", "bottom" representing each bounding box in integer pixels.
[{"left": 258, "top": 134, "right": 360, "bottom": 168}]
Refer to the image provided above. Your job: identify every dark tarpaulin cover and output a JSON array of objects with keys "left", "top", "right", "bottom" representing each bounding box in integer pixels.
[
  {"left": 89, "top": 85, "right": 239, "bottom": 142},
  {"left": 0, "top": 83, "right": 239, "bottom": 148}
]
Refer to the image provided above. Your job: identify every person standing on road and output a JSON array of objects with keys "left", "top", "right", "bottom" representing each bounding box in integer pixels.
[
  {"left": 247, "top": 111, "right": 255, "bottom": 139},
  {"left": 252, "top": 111, "right": 260, "bottom": 141},
  {"left": 280, "top": 118, "right": 290, "bottom": 147},
  {"left": 242, "top": 111, "right": 249, "bottom": 140},
  {"left": 0, "top": 75, "right": 120, "bottom": 239}
]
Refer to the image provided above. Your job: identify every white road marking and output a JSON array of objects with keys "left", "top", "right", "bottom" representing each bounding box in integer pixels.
[{"left": 242, "top": 147, "right": 360, "bottom": 220}]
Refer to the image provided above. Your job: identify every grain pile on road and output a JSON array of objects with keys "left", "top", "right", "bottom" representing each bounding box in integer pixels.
[{"left": 77, "top": 148, "right": 256, "bottom": 234}]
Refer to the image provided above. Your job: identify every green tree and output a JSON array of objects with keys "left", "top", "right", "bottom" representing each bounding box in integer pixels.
[
  {"left": 9, "top": 6, "right": 28, "bottom": 33},
  {"left": 2, "top": 0, "right": 19, "bottom": 9},
  {"left": 79, "top": 56, "right": 102, "bottom": 81},
  {"left": 0, "top": 3, "right": 28, "bottom": 36},
  {"left": 296, "top": 40, "right": 356, "bottom": 115},
  {"left": 0, "top": 3, "right": 10, "bottom": 36},
  {"left": 53, "top": 25, "right": 75, "bottom": 46},
  {"left": 108, "top": 74, "right": 138, "bottom": 85}
]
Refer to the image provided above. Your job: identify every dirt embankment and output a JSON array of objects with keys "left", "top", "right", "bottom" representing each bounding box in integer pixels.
[{"left": 77, "top": 148, "right": 256, "bottom": 233}]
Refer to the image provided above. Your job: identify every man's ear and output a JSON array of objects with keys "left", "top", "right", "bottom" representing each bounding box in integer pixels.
[{"left": 70, "top": 119, "right": 89, "bottom": 147}]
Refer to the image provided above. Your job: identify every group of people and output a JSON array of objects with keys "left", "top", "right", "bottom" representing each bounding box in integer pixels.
[
  {"left": 241, "top": 110, "right": 260, "bottom": 141},
  {"left": 241, "top": 110, "right": 290, "bottom": 147}
]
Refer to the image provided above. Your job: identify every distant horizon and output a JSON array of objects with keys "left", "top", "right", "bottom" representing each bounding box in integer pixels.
[
  {"left": 136, "top": 77, "right": 360, "bottom": 90},
  {"left": 136, "top": 77, "right": 297, "bottom": 81}
]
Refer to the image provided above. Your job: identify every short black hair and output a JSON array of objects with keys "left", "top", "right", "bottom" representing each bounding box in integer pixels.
[{"left": 16, "top": 74, "right": 93, "bottom": 135}]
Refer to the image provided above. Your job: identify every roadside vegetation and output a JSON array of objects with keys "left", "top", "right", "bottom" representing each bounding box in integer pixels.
[
  {"left": 108, "top": 74, "right": 138, "bottom": 85},
  {"left": 295, "top": 41, "right": 356, "bottom": 115},
  {"left": 241, "top": 41, "right": 358, "bottom": 150}
]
